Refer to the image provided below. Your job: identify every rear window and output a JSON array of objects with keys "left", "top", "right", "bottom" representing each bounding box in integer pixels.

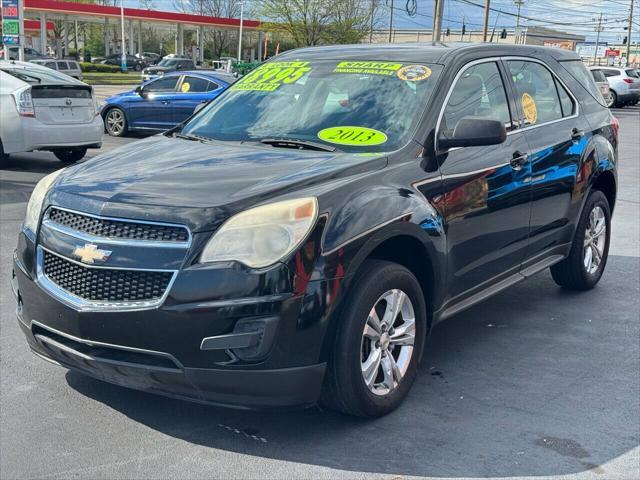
[
  {"left": 625, "top": 69, "right": 639, "bottom": 78},
  {"left": 590, "top": 69, "right": 606, "bottom": 83},
  {"left": 31, "top": 86, "right": 91, "bottom": 98},
  {"left": 560, "top": 60, "right": 607, "bottom": 107}
]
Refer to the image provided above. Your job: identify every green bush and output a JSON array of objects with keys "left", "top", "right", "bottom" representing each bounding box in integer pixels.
[{"left": 79, "top": 62, "right": 123, "bottom": 73}]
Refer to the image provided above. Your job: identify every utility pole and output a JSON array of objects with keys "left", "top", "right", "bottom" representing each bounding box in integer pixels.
[
  {"left": 433, "top": 0, "right": 445, "bottom": 42},
  {"left": 514, "top": 0, "right": 524, "bottom": 44},
  {"left": 119, "top": 0, "right": 126, "bottom": 72},
  {"left": 593, "top": 12, "right": 605, "bottom": 65},
  {"left": 482, "top": 0, "right": 491, "bottom": 42},
  {"left": 626, "top": 0, "right": 634, "bottom": 61},
  {"left": 388, "top": 0, "right": 394, "bottom": 43}
]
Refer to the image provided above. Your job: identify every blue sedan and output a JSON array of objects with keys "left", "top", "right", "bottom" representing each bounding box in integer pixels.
[{"left": 101, "top": 71, "right": 236, "bottom": 137}]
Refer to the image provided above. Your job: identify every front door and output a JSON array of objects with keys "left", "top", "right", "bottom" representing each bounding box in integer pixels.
[
  {"left": 437, "top": 60, "right": 532, "bottom": 300},
  {"left": 126, "top": 75, "right": 180, "bottom": 130},
  {"left": 172, "top": 75, "right": 222, "bottom": 124}
]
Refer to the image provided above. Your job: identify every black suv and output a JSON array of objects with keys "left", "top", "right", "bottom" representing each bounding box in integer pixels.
[
  {"left": 13, "top": 44, "right": 618, "bottom": 417},
  {"left": 141, "top": 56, "right": 196, "bottom": 82},
  {"left": 102, "top": 54, "right": 147, "bottom": 72}
]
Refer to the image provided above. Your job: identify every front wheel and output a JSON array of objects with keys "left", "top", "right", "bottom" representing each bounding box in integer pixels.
[
  {"left": 104, "top": 107, "right": 128, "bottom": 137},
  {"left": 53, "top": 148, "right": 87, "bottom": 163},
  {"left": 134, "top": 63, "right": 142, "bottom": 72},
  {"left": 550, "top": 190, "right": 611, "bottom": 290},
  {"left": 320, "top": 260, "right": 427, "bottom": 417}
]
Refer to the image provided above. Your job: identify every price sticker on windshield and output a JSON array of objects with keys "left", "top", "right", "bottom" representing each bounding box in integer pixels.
[
  {"left": 318, "top": 126, "right": 388, "bottom": 146},
  {"left": 231, "top": 61, "right": 312, "bottom": 92}
]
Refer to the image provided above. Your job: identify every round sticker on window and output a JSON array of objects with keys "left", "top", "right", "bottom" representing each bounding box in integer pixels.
[
  {"left": 397, "top": 65, "right": 431, "bottom": 82},
  {"left": 318, "top": 126, "right": 387, "bottom": 146},
  {"left": 181, "top": 82, "right": 191, "bottom": 93},
  {"left": 521, "top": 92, "right": 537, "bottom": 124}
]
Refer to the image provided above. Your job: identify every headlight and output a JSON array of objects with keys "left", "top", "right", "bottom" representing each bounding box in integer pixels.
[
  {"left": 200, "top": 198, "right": 318, "bottom": 268},
  {"left": 24, "top": 170, "right": 64, "bottom": 234}
]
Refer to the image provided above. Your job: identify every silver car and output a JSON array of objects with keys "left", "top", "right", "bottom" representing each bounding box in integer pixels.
[
  {"left": 30, "top": 59, "right": 83, "bottom": 80},
  {"left": 599, "top": 66, "right": 640, "bottom": 107},
  {"left": 588, "top": 67, "right": 614, "bottom": 108}
]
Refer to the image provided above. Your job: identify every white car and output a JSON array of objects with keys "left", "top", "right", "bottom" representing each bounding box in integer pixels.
[
  {"left": 30, "top": 58, "right": 83, "bottom": 81},
  {"left": 0, "top": 61, "right": 102, "bottom": 163}
]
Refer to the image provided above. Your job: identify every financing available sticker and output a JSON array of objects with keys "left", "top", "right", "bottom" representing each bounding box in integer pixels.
[
  {"left": 231, "top": 61, "right": 312, "bottom": 92},
  {"left": 333, "top": 61, "right": 403, "bottom": 76},
  {"left": 521, "top": 92, "right": 538, "bottom": 124}
]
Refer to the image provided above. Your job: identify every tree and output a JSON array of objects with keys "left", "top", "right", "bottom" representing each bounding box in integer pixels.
[
  {"left": 175, "top": 0, "right": 242, "bottom": 59},
  {"left": 259, "top": 0, "right": 376, "bottom": 47}
]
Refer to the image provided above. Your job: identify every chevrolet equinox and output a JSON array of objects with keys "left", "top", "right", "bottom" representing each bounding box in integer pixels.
[{"left": 13, "top": 44, "right": 618, "bottom": 417}]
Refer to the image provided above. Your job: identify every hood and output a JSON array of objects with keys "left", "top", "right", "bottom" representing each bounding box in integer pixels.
[
  {"left": 145, "top": 66, "right": 171, "bottom": 73},
  {"left": 50, "top": 135, "right": 387, "bottom": 231}
]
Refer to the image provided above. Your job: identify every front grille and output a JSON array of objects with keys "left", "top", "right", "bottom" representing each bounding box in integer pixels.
[
  {"left": 43, "top": 250, "right": 173, "bottom": 303},
  {"left": 47, "top": 208, "right": 189, "bottom": 243}
]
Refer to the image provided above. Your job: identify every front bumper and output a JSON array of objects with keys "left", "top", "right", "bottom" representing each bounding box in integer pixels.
[{"left": 12, "top": 226, "right": 334, "bottom": 409}]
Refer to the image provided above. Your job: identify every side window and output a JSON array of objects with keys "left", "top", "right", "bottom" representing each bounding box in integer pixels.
[
  {"left": 57, "top": 61, "right": 69, "bottom": 70},
  {"left": 207, "top": 81, "right": 220, "bottom": 92},
  {"left": 555, "top": 79, "right": 575, "bottom": 117},
  {"left": 144, "top": 76, "right": 179, "bottom": 92},
  {"left": 507, "top": 60, "right": 563, "bottom": 126},
  {"left": 442, "top": 61, "right": 512, "bottom": 134},
  {"left": 44, "top": 61, "right": 56, "bottom": 69},
  {"left": 179, "top": 76, "right": 211, "bottom": 93}
]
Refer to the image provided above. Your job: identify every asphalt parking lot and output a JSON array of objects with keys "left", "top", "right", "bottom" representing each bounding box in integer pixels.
[{"left": 1, "top": 106, "right": 638, "bottom": 480}]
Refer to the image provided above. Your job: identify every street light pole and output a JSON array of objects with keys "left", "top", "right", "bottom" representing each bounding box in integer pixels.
[
  {"left": 388, "top": 0, "right": 394, "bottom": 43},
  {"left": 237, "top": 1, "right": 244, "bottom": 62},
  {"left": 120, "top": 0, "right": 126, "bottom": 72},
  {"left": 514, "top": 0, "right": 524, "bottom": 44}
]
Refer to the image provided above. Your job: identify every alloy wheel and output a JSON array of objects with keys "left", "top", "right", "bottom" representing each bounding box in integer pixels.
[
  {"left": 106, "top": 109, "right": 125, "bottom": 136},
  {"left": 583, "top": 205, "right": 607, "bottom": 275},
  {"left": 361, "top": 289, "right": 416, "bottom": 396}
]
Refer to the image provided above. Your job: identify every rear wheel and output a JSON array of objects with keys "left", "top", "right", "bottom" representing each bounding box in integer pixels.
[
  {"left": 104, "top": 107, "right": 128, "bottom": 137},
  {"left": 610, "top": 90, "right": 620, "bottom": 108},
  {"left": 134, "top": 63, "right": 142, "bottom": 72},
  {"left": 550, "top": 190, "right": 611, "bottom": 290},
  {"left": 606, "top": 91, "right": 616, "bottom": 108},
  {"left": 320, "top": 260, "right": 427, "bottom": 417},
  {"left": 53, "top": 148, "right": 87, "bottom": 163}
]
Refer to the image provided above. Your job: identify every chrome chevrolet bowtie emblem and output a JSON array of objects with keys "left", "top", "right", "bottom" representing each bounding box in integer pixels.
[{"left": 73, "top": 243, "right": 112, "bottom": 264}]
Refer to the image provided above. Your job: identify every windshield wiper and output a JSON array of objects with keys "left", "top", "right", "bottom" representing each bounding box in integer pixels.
[
  {"left": 173, "top": 132, "right": 210, "bottom": 143},
  {"left": 260, "top": 138, "right": 337, "bottom": 152}
]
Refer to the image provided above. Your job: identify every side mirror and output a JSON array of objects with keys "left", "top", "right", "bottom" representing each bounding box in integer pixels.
[
  {"left": 176, "top": 64, "right": 182, "bottom": 70},
  {"left": 135, "top": 85, "right": 144, "bottom": 97},
  {"left": 439, "top": 118, "right": 507, "bottom": 150}
]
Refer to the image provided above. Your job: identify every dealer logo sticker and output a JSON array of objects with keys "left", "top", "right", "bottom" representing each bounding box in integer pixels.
[
  {"left": 397, "top": 65, "right": 432, "bottom": 82},
  {"left": 521, "top": 93, "right": 538, "bottom": 125}
]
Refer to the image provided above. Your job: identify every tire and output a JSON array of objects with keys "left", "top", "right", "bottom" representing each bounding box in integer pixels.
[
  {"left": 320, "top": 260, "right": 427, "bottom": 417},
  {"left": 135, "top": 63, "right": 142, "bottom": 72},
  {"left": 104, "top": 107, "right": 128, "bottom": 137},
  {"left": 550, "top": 190, "right": 611, "bottom": 290},
  {"left": 53, "top": 148, "right": 87, "bottom": 163},
  {"left": 610, "top": 90, "right": 621, "bottom": 108},
  {"left": 606, "top": 91, "right": 616, "bottom": 108},
  {"left": 0, "top": 140, "right": 8, "bottom": 163}
]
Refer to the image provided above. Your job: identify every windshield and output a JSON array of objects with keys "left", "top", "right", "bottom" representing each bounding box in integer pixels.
[
  {"left": 158, "top": 59, "right": 179, "bottom": 67},
  {"left": 182, "top": 59, "right": 441, "bottom": 152}
]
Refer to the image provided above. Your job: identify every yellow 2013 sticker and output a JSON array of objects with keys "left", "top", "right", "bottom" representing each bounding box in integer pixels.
[
  {"left": 333, "top": 61, "right": 402, "bottom": 76},
  {"left": 230, "top": 61, "right": 311, "bottom": 92},
  {"left": 397, "top": 65, "right": 432, "bottom": 81},
  {"left": 521, "top": 93, "right": 538, "bottom": 124},
  {"left": 181, "top": 82, "right": 191, "bottom": 93},
  {"left": 318, "top": 126, "right": 388, "bottom": 146}
]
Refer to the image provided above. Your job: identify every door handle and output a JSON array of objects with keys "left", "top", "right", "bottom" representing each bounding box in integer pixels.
[
  {"left": 161, "top": 100, "right": 170, "bottom": 105},
  {"left": 571, "top": 128, "right": 584, "bottom": 142},
  {"left": 510, "top": 151, "right": 528, "bottom": 171}
]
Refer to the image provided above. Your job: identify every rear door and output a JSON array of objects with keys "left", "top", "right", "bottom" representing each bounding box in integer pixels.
[
  {"left": 437, "top": 59, "right": 532, "bottom": 299},
  {"left": 505, "top": 59, "right": 592, "bottom": 262},
  {"left": 125, "top": 75, "right": 180, "bottom": 130},
  {"left": 172, "top": 75, "right": 223, "bottom": 123}
]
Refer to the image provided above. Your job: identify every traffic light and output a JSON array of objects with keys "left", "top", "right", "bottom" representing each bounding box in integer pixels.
[
  {"left": 623, "top": 36, "right": 628, "bottom": 44},
  {"left": 500, "top": 28, "right": 507, "bottom": 39},
  {"left": 462, "top": 24, "right": 466, "bottom": 35},
  {"left": 446, "top": 28, "right": 450, "bottom": 36}
]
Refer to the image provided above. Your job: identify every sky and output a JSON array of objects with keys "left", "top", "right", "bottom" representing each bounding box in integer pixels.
[{"left": 125, "top": 0, "right": 639, "bottom": 44}]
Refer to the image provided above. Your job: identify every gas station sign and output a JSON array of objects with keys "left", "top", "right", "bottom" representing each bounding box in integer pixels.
[{"left": 2, "top": 0, "right": 22, "bottom": 46}]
